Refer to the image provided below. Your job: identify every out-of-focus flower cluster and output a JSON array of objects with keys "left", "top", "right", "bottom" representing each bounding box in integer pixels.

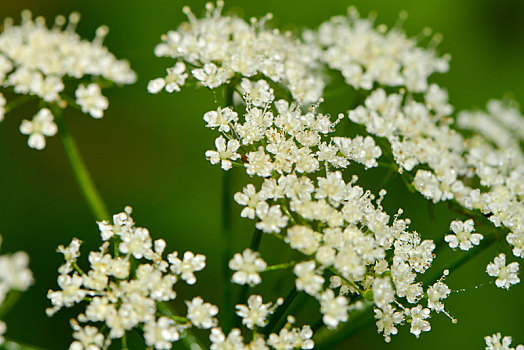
[
  {"left": 0, "top": 235, "right": 33, "bottom": 346},
  {"left": 0, "top": 10, "right": 136, "bottom": 150},
  {"left": 148, "top": 1, "right": 324, "bottom": 104}
]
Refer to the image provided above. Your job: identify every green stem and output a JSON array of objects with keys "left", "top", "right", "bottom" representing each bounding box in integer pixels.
[
  {"left": 263, "top": 261, "right": 297, "bottom": 272},
  {"left": 0, "top": 291, "right": 21, "bottom": 319},
  {"left": 121, "top": 332, "right": 128, "bottom": 350},
  {"left": 263, "top": 287, "right": 298, "bottom": 336},
  {"left": 249, "top": 227, "right": 263, "bottom": 250},
  {"left": 220, "top": 85, "right": 236, "bottom": 333},
  {"left": 54, "top": 108, "right": 110, "bottom": 222}
]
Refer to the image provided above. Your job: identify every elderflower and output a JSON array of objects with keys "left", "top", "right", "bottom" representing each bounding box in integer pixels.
[
  {"left": 205, "top": 136, "right": 241, "bottom": 170},
  {"left": 486, "top": 253, "right": 520, "bottom": 290},
  {"left": 0, "top": 10, "right": 135, "bottom": 149},
  {"left": 185, "top": 297, "right": 219, "bottom": 329},
  {"left": 319, "top": 289, "right": 348, "bottom": 328},
  {"left": 235, "top": 295, "right": 272, "bottom": 330},
  {"left": 445, "top": 219, "right": 483, "bottom": 251},
  {"left": 75, "top": 84, "right": 108, "bottom": 118},
  {"left": 168, "top": 251, "right": 206, "bottom": 285},
  {"left": 229, "top": 249, "right": 267, "bottom": 286},
  {"left": 294, "top": 261, "right": 324, "bottom": 296},
  {"left": 19, "top": 108, "right": 57, "bottom": 150},
  {"left": 408, "top": 305, "right": 431, "bottom": 338}
]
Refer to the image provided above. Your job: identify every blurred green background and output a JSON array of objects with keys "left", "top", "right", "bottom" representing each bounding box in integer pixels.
[{"left": 0, "top": 0, "right": 523, "bottom": 348}]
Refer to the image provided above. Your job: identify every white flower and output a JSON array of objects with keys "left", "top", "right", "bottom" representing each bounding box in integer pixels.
[
  {"left": 205, "top": 136, "right": 241, "bottom": 170},
  {"left": 255, "top": 203, "right": 288, "bottom": 233},
  {"left": 235, "top": 295, "right": 272, "bottom": 329},
  {"left": 246, "top": 147, "right": 274, "bottom": 177},
  {"left": 426, "top": 281, "right": 450, "bottom": 313},
  {"left": 229, "top": 249, "right": 266, "bottom": 286},
  {"left": 445, "top": 219, "right": 483, "bottom": 251},
  {"left": 267, "top": 324, "right": 314, "bottom": 349},
  {"left": 19, "top": 108, "right": 57, "bottom": 150},
  {"left": 69, "top": 319, "right": 104, "bottom": 350},
  {"left": 239, "top": 78, "right": 274, "bottom": 107},
  {"left": 143, "top": 317, "right": 180, "bottom": 349},
  {"left": 147, "top": 78, "right": 166, "bottom": 94},
  {"left": 203, "top": 107, "right": 238, "bottom": 133},
  {"left": 294, "top": 261, "right": 324, "bottom": 296},
  {"left": 485, "top": 332, "right": 523, "bottom": 350},
  {"left": 409, "top": 305, "right": 431, "bottom": 338},
  {"left": 374, "top": 305, "right": 404, "bottom": 343},
  {"left": 372, "top": 277, "right": 394, "bottom": 309},
  {"left": 286, "top": 225, "right": 320, "bottom": 255},
  {"left": 319, "top": 289, "right": 348, "bottom": 328},
  {"left": 164, "top": 62, "right": 188, "bottom": 92},
  {"left": 47, "top": 274, "right": 87, "bottom": 315},
  {"left": 234, "top": 184, "right": 264, "bottom": 219},
  {"left": 192, "top": 63, "right": 232, "bottom": 89},
  {"left": 414, "top": 170, "right": 443, "bottom": 203},
  {"left": 75, "top": 84, "right": 108, "bottom": 118},
  {"left": 209, "top": 328, "right": 246, "bottom": 350},
  {"left": 168, "top": 251, "right": 206, "bottom": 285},
  {"left": 186, "top": 297, "right": 218, "bottom": 329},
  {"left": 486, "top": 253, "right": 520, "bottom": 290},
  {"left": 118, "top": 227, "right": 152, "bottom": 259}
]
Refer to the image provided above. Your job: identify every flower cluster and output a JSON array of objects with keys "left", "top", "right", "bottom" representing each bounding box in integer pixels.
[
  {"left": 200, "top": 87, "right": 453, "bottom": 341},
  {"left": 0, "top": 235, "right": 33, "bottom": 346},
  {"left": 149, "top": 1, "right": 324, "bottom": 103},
  {"left": 340, "top": 84, "right": 524, "bottom": 289},
  {"left": 47, "top": 207, "right": 213, "bottom": 349},
  {"left": 0, "top": 10, "right": 136, "bottom": 149},
  {"left": 306, "top": 7, "right": 449, "bottom": 92}
]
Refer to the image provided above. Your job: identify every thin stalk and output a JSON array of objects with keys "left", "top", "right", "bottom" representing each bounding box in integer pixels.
[
  {"left": 54, "top": 108, "right": 110, "bottom": 222},
  {"left": 264, "top": 287, "right": 298, "bottom": 336},
  {"left": 220, "top": 85, "right": 235, "bottom": 332},
  {"left": 250, "top": 227, "right": 263, "bottom": 250},
  {"left": 0, "top": 291, "right": 21, "bottom": 319},
  {"left": 121, "top": 333, "right": 128, "bottom": 350},
  {"left": 263, "top": 261, "right": 297, "bottom": 272}
]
